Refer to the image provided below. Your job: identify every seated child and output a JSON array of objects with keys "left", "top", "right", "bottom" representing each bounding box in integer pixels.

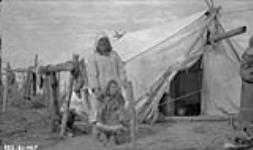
[{"left": 96, "top": 80, "right": 128, "bottom": 145}]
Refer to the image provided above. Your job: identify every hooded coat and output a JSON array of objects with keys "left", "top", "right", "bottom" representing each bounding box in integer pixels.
[
  {"left": 86, "top": 33, "right": 127, "bottom": 123},
  {"left": 87, "top": 34, "right": 127, "bottom": 92},
  {"left": 239, "top": 36, "right": 253, "bottom": 126}
]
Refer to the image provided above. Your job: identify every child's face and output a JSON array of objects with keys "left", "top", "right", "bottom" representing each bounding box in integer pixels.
[{"left": 109, "top": 83, "right": 118, "bottom": 95}]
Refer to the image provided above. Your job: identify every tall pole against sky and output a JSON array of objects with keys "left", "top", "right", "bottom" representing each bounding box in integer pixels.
[{"left": 0, "top": 0, "right": 3, "bottom": 99}]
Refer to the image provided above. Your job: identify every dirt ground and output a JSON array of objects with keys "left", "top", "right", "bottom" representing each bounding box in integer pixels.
[
  {"left": 0, "top": 107, "right": 60, "bottom": 149},
  {"left": 0, "top": 105, "right": 240, "bottom": 150},
  {"left": 41, "top": 122, "right": 235, "bottom": 150}
]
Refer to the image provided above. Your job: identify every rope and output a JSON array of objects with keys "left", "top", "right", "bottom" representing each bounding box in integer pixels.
[
  {"left": 157, "top": 83, "right": 253, "bottom": 112},
  {"left": 156, "top": 68, "right": 240, "bottom": 107},
  {"left": 158, "top": 88, "right": 202, "bottom": 106}
]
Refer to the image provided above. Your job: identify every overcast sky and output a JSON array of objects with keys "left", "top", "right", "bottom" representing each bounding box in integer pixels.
[{"left": 1, "top": 0, "right": 253, "bottom": 68}]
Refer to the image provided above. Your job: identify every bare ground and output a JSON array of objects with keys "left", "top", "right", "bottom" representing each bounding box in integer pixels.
[
  {"left": 41, "top": 122, "right": 235, "bottom": 150},
  {"left": 0, "top": 106, "right": 239, "bottom": 150}
]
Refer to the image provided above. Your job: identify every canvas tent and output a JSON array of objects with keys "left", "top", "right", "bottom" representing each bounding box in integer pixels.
[{"left": 110, "top": 8, "right": 246, "bottom": 123}]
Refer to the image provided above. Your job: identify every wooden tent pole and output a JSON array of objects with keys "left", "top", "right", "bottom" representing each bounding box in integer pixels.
[
  {"left": 204, "top": 0, "right": 212, "bottom": 10},
  {"left": 209, "top": 0, "right": 215, "bottom": 8},
  {"left": 127, "top": 81, "right": 137, "bottom": 150},
  {"left": 215, "top": 19, "right": 242, "bottom": 62},
  {"left": 211, "top": 26, "right": 247, "bottom": 43},
  {"left": 205, "top": 0, "right": 215, "bottom": 10},
  {"left": 204, "top": 0, "right": 242, "bottom": 62}
]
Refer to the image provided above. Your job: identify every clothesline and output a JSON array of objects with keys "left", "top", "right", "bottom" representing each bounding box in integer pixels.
[
  {"left": 156, "top": 84, "right": 251, "bottom": 113},
  {"left": 158, "top": 88, "right": 202, "bottom": 106},
  {"left": 156, "top": 70, "right": 240, "bottom": 108}
]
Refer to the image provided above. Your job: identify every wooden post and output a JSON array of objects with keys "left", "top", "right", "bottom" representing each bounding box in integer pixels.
[
  {"left": 57, "top": 72, "right": 61, "bottom": 104},
  {"left": 34, "top": 54, "right": 38, "bottom": 68},
  {"left": 59, "top": 72, "right": 74, "bottom": 137},
  {"left": 127, "top": 81, "right": 137, "bottom": 150},
  {"left": 0, "top": 1, "right": 2, "bottom": 101},
  {"left": 2, "top": 73, "right": 8, "bottom": 112},
  {"left": 59, "top": 55, "right": 77, "bottom": 137},
  {"left": 22, "top": 72, "right": 26, "bottom": 89},
  {"left": 63, "top": 81, "right": 67, "bottom": 96},
  {"left": 0, "top": 36, "right": 2, "bottom": 101},
  {"left": 48, "top": 72, "right": 60, "bottom": 133},
  {"left": 33, "top": 54, "right": 38, "bottom": 96},
  {"left": 44, "top": 76, "right": 50, "bottom": 109}
]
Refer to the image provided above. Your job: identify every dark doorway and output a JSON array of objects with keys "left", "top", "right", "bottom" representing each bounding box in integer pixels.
[
  {"left": 160, "top": 57, "right": 203, "bottom": 116},
  {"left": 174, "top": 57, "right": 203, "bottom": 116}
]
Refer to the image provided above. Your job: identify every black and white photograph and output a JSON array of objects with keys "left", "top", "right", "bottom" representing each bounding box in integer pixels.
[{"left": 0, "top": 0, "right": 253, "bottom": 149}]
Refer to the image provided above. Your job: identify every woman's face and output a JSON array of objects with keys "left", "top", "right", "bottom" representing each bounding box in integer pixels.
[
  {"left": 109, "top": 83, "right": 118, "bottom": 95},
  {"left": 97, "top": 38, "right": 110, "bottom": 53}
]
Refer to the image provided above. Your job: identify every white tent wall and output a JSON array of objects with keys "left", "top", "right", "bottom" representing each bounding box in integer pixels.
[
  {"left": 201, "top": 27, "right": 242, "bottom": 116},
  {"left": 113, "top": 9, "right": 246, "bottom": 121},
  {"left": 114, "top": 11, "right": 210, "bottom": 122},
  {"left": 115, "top": 10, "right": 208, "bottom": 101}
]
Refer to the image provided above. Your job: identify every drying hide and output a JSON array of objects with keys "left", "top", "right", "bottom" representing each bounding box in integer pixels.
[{"left": 24, "top": 70, "right": 37, "bottom": 100}]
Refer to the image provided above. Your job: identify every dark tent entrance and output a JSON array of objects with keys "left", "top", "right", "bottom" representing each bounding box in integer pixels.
[{"left": 159, "top": 57, "right": 203, "bottom": 116}]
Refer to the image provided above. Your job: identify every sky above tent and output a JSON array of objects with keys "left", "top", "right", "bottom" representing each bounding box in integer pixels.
[{"left": 1, "top": 0, "right": 253, "bottom": 68}]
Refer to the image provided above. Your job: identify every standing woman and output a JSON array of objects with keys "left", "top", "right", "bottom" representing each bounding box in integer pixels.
[
  {"left": 87, "top": 32, "right": 127, "bottom": 125},
  {"left": 239, "top": 35, "right": 253, "bottom": 128}
]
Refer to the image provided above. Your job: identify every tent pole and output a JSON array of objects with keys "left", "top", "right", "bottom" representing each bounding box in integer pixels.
[
  {"left": 209, "top": 0, "right": 215, "bottom": 8},
  {"left": 211, "top": 26, "right": 246, "bottom": 43},
  {"left": 215, "top": 18, "right": 241, "bottom": 62},
  {"left": 204, "top": 0, "right": 241, "bottom": 62},
  {"left": 204, "top": 0, "right": 212, "bottom": 10},
  {"left": 186, "top": 28, "right": 207, "bottom": 56},
  {"left": 127, "top": 81, "right": 137, "bottom": 150}
]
